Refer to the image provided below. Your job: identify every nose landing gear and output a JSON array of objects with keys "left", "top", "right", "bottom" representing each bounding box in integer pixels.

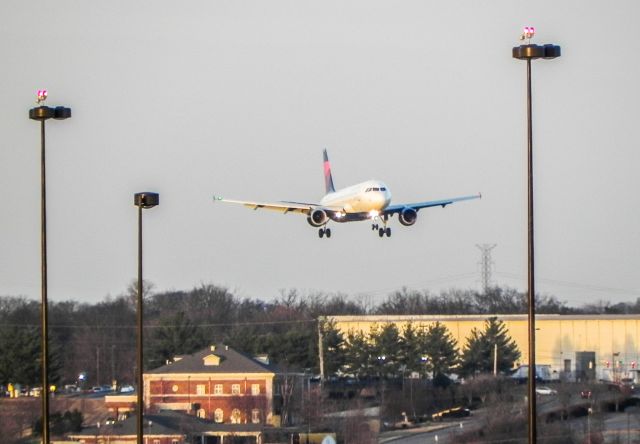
[{"left": 372, "top": 217, "right": 391, "bottom": 238}]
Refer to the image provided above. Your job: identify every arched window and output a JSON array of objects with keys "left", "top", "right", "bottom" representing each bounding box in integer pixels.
[
  {"left": 214, "top": 408, "right": 224, "bottom": 423},
  {"left": 251, "top": 409, "right": 261, "bottom": 424},
  {"left": 231, "top": 409, "right": 241, "bottom": 424},
  {"left": 197, "top": 408, "right": 206, "bottom": 419}
]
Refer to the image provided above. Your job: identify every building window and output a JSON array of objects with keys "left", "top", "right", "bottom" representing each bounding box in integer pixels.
[
  {"left": 172, "top": 384, "right": 179, "bottom": 392},
  {"left": 214, "top": 408, "right": 224, "bottom": 423},
  {"left": 251, "top": 384, "right": 260, "bottom": 395},
  {"left": 196, "top": 384, "right": 206, "bottom": 395},
  {"left": 214, "top": 384, "right": 223, "bottom": 395},
  {"left": 153, "top": 440, "right": 160, "bottom": 444},
  {"left": 172, "top": 440, "right": 179, "bottom": 444},
  {"left": 231, "top": 384, "right": 240, "bottom": 395},
  {"left": 231, "top": 408, "right": 241, "bottom": 424},
  {"left": 252, "top": 409, "right": 261, "bottom": 423},
  {"left": 197, "top": 408, "right": 206, "bottom": 419}
]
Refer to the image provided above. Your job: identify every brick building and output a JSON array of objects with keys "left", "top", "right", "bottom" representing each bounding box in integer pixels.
[{"left": 144, "top": 345, "right": 277, "bottom": 426}]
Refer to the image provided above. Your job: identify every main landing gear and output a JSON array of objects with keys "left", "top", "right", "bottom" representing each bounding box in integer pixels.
[
  {"left": 372, "top": 223, "right": 391, "bottom": 237},
  {"left": 318, "top": 227, "right": 331, "bottom": 238}
]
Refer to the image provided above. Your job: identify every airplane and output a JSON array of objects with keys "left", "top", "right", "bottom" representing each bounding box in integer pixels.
[{"left": 213, "top": 150, "right": 480, "bottom": 239}]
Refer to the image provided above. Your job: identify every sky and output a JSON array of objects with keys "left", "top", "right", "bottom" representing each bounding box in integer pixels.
[{"left": 0, "top": 1, "right": 638, "bottom": 307}]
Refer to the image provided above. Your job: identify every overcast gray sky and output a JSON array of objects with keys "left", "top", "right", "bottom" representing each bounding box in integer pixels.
[{"left": 1, "top": 1, "right": 638, "bottom": 306}]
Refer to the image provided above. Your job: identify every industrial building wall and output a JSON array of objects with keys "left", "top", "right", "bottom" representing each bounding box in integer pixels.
[{"left": 328, "top": 314, "right": 640, "bottom": 380}]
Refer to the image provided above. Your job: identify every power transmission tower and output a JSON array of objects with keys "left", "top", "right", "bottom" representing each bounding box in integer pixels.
[{"left": 476, "top": 244, "right": 497, "bottom": 294}]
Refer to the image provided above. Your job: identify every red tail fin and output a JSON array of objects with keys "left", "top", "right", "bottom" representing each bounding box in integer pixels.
[{"left": 323, "top": 149, "right": 336, "bottom": 194}]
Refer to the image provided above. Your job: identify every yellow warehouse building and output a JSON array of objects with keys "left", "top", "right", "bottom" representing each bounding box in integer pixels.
[{"left": 328, "top": 314, "right": 640, "bottom": 380}]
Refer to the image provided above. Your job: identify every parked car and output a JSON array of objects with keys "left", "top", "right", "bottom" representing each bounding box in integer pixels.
[
  {"left": 621, "top": 378, "right": 636, "bottom": 390},
  {"left": 119, "top": 385, "right": 135, "bottom": 393},
  {"left": 28, "top": 387, "right": 43, "bottom": 397},
  {"left": 535, "top": 386, "right": 557, "bottom": 396},
  {"left": 432, "top": 407, "right": 471, "bottom": 421},
  {"left": 91, "top": 386, "right": 103, "bottom": 393}
]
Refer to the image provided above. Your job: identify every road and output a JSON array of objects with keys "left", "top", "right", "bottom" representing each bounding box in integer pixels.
[
  {"left": 379, "top": 417, "right": 479, "bottom": 444},
  {"left": 379, "top": 410, "right": 640, "bottom": 444}
]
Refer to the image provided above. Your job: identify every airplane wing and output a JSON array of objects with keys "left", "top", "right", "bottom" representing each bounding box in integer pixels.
[
  {"left": 383, "top": 193, "right": 481, "bottom": 215},
  {"left": 213, "top": 196, "right": 342, "bottom": 215}
]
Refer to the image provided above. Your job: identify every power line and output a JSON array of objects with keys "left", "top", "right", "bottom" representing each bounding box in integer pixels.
[{"left": 495, "top": 271, "right": 640, "bottom": 297}]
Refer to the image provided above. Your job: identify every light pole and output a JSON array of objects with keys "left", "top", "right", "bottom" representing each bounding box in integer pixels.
[
  {"left": 133, "top": 192, "right": 159, "bottom": 444},
  {"left": 28, "top": 90, "right": 71, "bottom": 444},
  {"left": 512, "top": 27, "right": 561, "bottom": 443}
]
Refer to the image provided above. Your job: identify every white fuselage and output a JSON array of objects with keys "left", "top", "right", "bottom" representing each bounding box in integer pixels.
[{"left": 320, "top": 180, "right": 392, "bottom": 214}]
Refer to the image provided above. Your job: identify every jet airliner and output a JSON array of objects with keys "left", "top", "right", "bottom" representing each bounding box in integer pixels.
[{"left": 213, "top": 150, "right": 480, "bottom": 238}]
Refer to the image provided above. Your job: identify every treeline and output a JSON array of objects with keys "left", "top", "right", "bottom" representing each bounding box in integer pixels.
[
  {"left": 324, "top": 317, "right": 520, "bottom": 382},
  {"left": 0, "top": 283, "right": 638, "bottom": 389}
]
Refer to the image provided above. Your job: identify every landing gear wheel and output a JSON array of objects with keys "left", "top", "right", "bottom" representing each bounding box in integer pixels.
[
  {"left": 378, "top": 228, "right": 384, "bottom": 237},
  {"left": 325, "top": 228, "right": 332, "bottom": 238},
  {"left": 318, "top": 228, "right": 324, "bottom": 238},
  {"left": 372, "top": 224, "right": 378, "bottom": 231},
  {"left": 386, "top": 227, "right": 391, "bottom": 237}
]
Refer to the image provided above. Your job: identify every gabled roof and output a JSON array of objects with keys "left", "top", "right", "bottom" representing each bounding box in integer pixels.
[
  {"left": 147, "top": 344, "right": 276, "bottom": 375},
  {"left": 68, "top": 411, "right": 263, "bottom": 437}
]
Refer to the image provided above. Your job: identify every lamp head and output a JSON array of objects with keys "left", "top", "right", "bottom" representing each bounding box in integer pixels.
[{"left": 134, "top": 192, "right": 160, "bottom": 209}]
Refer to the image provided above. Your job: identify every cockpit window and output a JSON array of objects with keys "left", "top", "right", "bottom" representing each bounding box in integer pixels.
[{"left": 380, "top": 187, "right": 386, "bottom": 191}]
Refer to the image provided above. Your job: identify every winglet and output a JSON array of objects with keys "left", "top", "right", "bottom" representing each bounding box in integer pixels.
[{"left": 323, "top": 149, "right": 336, "bottom": 194}]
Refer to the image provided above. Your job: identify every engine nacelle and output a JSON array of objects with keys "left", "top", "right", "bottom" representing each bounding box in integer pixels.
[
  {"left": 307, "top": 209, "right": 329, "bottom": 227},
  {"left": 398, "top": 208, "right": 418, "bottom": 226}
]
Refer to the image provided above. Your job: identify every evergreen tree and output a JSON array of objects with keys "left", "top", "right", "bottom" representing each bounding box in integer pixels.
[
  {"left": 342, "top": 329, "right": 373, "bottom": 378},
  {"left": 0, "top": 325, "right": 41, "bottom": 385},
  {"left": 421, "top": 322, "right": 459, "bottom": 378},
  {"left": 399, "top": 323, "right": 423, "bottom": 375},
  {"left": 320, "top": 318, "right": 346, "bottom": 376},
  {"left": 459, "top": 317, "right": 520, "bottom": 377},
  {"left": 369, "top": 323, "right": 401, "bottom": 377},
  {"left": 146, "top": 311, "right": 204, "bottom": 369},
  {"left": 459, "top": 328, "right": 484, "bottom": 377}
]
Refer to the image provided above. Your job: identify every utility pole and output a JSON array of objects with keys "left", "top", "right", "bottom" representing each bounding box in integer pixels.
[
  {"left": 111, "top": 345, "right": 116, "bottom": 387},
  {"left": 317, "top": 318, "right": 325, "bottom": 384},
  {"left": 96, "top": 347, "right": 100, "bottom": 386},
  {"left": 476, "top": 244, "right": 497, "bottom": 294}
]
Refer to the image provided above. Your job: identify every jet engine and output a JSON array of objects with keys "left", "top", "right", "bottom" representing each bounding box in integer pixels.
[
  {"left": 307, "top": 209, "right": 329, "bottom": 227},
  {"left": 398, "top": 208, "right": 418, "bottom": 226}
]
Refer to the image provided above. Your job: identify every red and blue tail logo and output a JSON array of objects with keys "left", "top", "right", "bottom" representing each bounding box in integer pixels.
[{"left": 323, "top": 149, "right": 336, "bottom": 194}]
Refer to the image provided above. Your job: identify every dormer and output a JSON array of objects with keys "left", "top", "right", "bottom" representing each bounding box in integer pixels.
[{"left": 203, "top": 353, "right": 222, "bottom": 366}]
